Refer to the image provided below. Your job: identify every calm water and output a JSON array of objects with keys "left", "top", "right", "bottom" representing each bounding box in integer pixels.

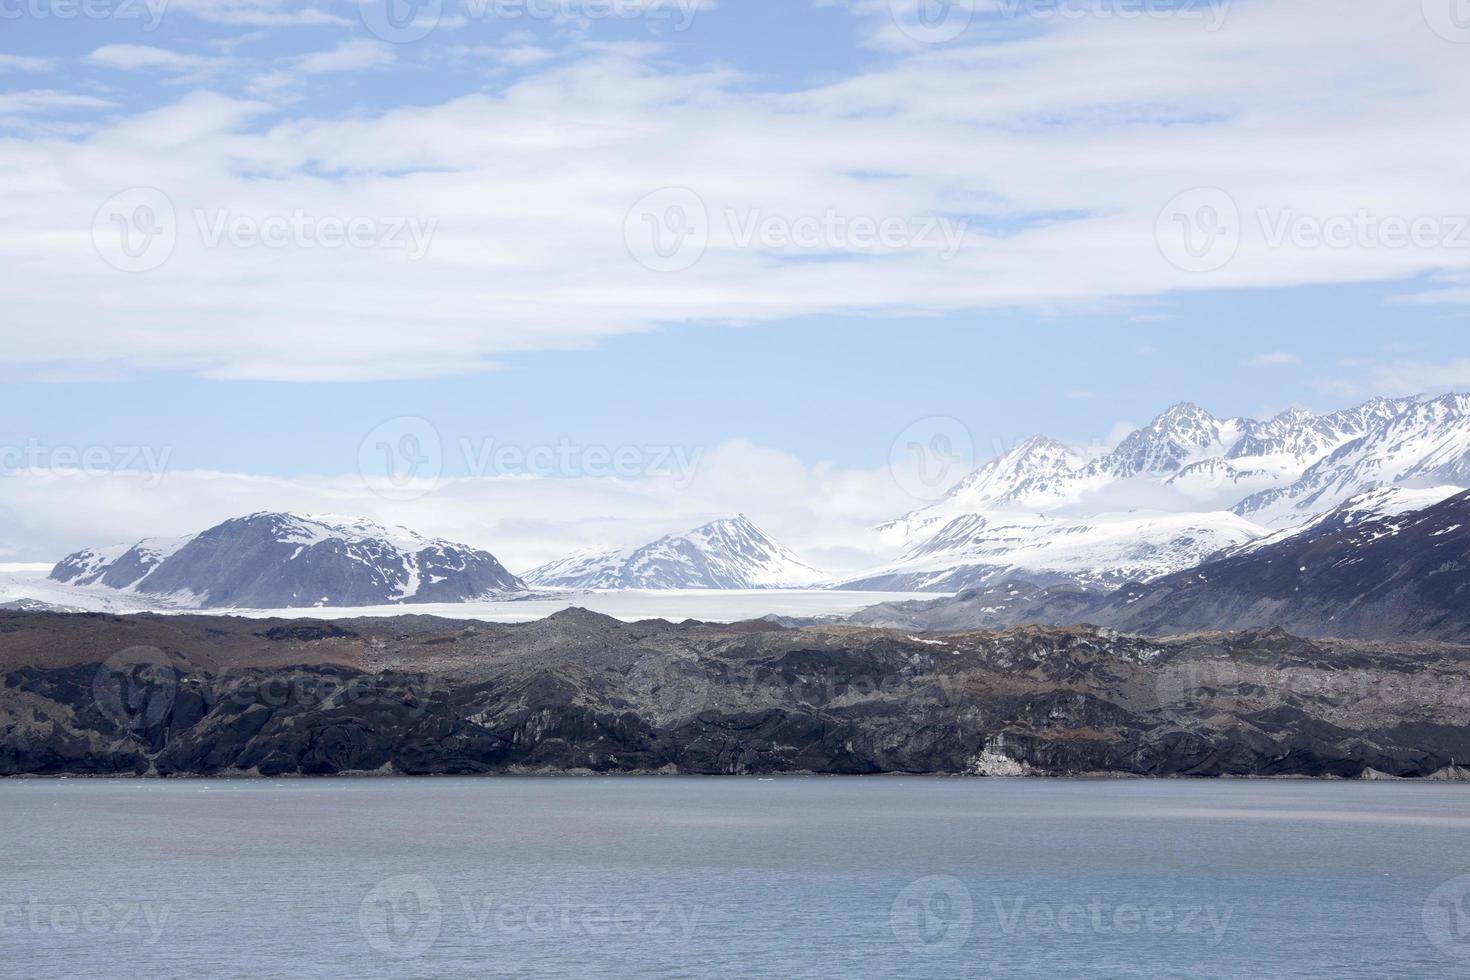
[{"left": 3, "top": 777, "right": 1469, "bottom": 978}]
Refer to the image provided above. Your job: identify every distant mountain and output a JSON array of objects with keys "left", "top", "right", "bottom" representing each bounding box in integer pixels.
[
  {"left": 1234, "top": 393, "right": 1470, "bottom": 527},
  {"left": 849, "top": 488, "right": 1470, "bottom": 641},
  {"left": 859, "top": 393, "right": 1469, "bottom": 592},
  {"left": 51, "top": 512, "right": 524, "bottom": 608},
  {"left": 524, "top": 515, "right": 825, "bottom": 590}
]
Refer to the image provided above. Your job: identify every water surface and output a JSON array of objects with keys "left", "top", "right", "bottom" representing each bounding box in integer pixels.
[{"left": 2, "top": 778, "right": 1467, "bottom": 978}]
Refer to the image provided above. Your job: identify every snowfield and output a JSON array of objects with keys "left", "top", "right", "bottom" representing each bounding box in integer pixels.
[{"left": 0, "top": 567, "right": 930, "bottom": 623}]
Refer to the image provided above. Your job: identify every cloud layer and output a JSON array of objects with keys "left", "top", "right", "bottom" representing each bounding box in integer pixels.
[{"left": 0, "top": 0, "right": 1465, "bottom": 380}]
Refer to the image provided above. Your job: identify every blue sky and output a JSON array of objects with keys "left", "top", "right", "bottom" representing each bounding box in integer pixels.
[
  {"left": 1, "top": 282, "right": 1468, "bottom": 480},
  {"left": 2, "top": 0, "right": 1469, "bottom": 563}
]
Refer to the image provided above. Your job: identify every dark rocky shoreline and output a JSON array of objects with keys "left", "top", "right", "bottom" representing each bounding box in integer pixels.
[{"left": 4, "top": 608, "right": 1470, "bottom": 780}]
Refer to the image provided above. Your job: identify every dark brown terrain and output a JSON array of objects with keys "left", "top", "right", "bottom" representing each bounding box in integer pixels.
[{"left": 3, "top": 608, "right": 1470, "bottom": 779}]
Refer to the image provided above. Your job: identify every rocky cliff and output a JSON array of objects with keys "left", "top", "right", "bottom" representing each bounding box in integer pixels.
[{"left": 3, "top": 609, "right": 1468, "bottom": 778}]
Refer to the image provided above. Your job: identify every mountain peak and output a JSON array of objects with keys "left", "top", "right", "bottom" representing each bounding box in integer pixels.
[
  {"left": 1156, "top": 401, "right": 1214, "bottom": 423},
  {"left": 526, "top": 516, "right": 825, "bottom": 590},
  {"left": 51, "top": 513, "right": 522, "bottom": 607}
]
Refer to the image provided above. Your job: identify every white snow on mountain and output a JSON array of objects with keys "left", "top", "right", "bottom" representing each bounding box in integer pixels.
[
  {"left": 863, "top": 393, "right": 1470, "bottom": 592},
  {"left": 51, "top": 512, "right": 523, "bottom": 608},
  {"left": 525, "top": 515, "right": 826, "bottom": 590},
  {"left": 845, "top": 510, "right": 1266, "bottom": 592},
  {"left": 1227, "top": 485, "right": 1466, "bottom": 556},
  {"left": 1235, "top": 393, "right": 1470, "bottom": 527}
]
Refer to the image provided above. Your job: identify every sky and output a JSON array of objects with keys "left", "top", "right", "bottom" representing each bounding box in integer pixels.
[{"left": 2, "top": 0, "right": 1469, "bottom": 570}]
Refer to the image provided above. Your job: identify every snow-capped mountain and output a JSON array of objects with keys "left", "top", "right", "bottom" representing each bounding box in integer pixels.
[
  {"left": 863, "top": 393, "right": 1470, "bottom": 592},
  {"left": 1234, "top": 393, "right": 1470, "bottom": 527},
  {"left": 524, "top": 515, "right": 826, "bottom": 590},
  {"left": 843, "top": 510, "right": 1265, "bottom": 592},
  {"left": 844, "top": 489, "right": 1470, "bottom": 641},
  {"left": 50, "top": 512, "right": 524, "bottom": 608}
]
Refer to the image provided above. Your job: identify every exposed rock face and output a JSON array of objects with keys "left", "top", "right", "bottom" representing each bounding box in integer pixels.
[
  {"left": 2, "top": 610, "right": 1469, "bottom": 779},
  {"left": 50, "top": 513, "right": 524, "bottom": 608}
]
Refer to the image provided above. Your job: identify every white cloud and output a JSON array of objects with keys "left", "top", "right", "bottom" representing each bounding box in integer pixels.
[
  {"left": 160, "top": 0, "right": 348, "bottom": 26},
  {"left": 0, "top": 55, "right": 56, "bottom": 72},
  {"left": 1248, "top": 352, "right": 1301, "bottom": 368},
  {"left": 0, "top": 439, "right": 920, "bottom": 573},
  {"left": 0, "top": 0, "right": 1467, "bottom": 380},
  {"left": 295, "top": 40, "right": 396, "bottom": 75},
  {"left": 1370, "top": 359, "right": 1470, "bottom": 397},
  {"left": 88, "top": 45, "right": 216, "bottom": 72},
  {"left": 0, "top": 91, "right": 114, "bottom": 115}
]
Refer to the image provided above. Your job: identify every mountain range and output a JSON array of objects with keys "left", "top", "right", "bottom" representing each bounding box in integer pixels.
[
  {"left": 856, "top": 392, "right": 1470, "bottom": 592},
  {"left": 42, "top": 391, "right": 1470, "bottom": 617},
  {"left": 848, "top": 487, "right": 1470, "bottom": 641}
]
